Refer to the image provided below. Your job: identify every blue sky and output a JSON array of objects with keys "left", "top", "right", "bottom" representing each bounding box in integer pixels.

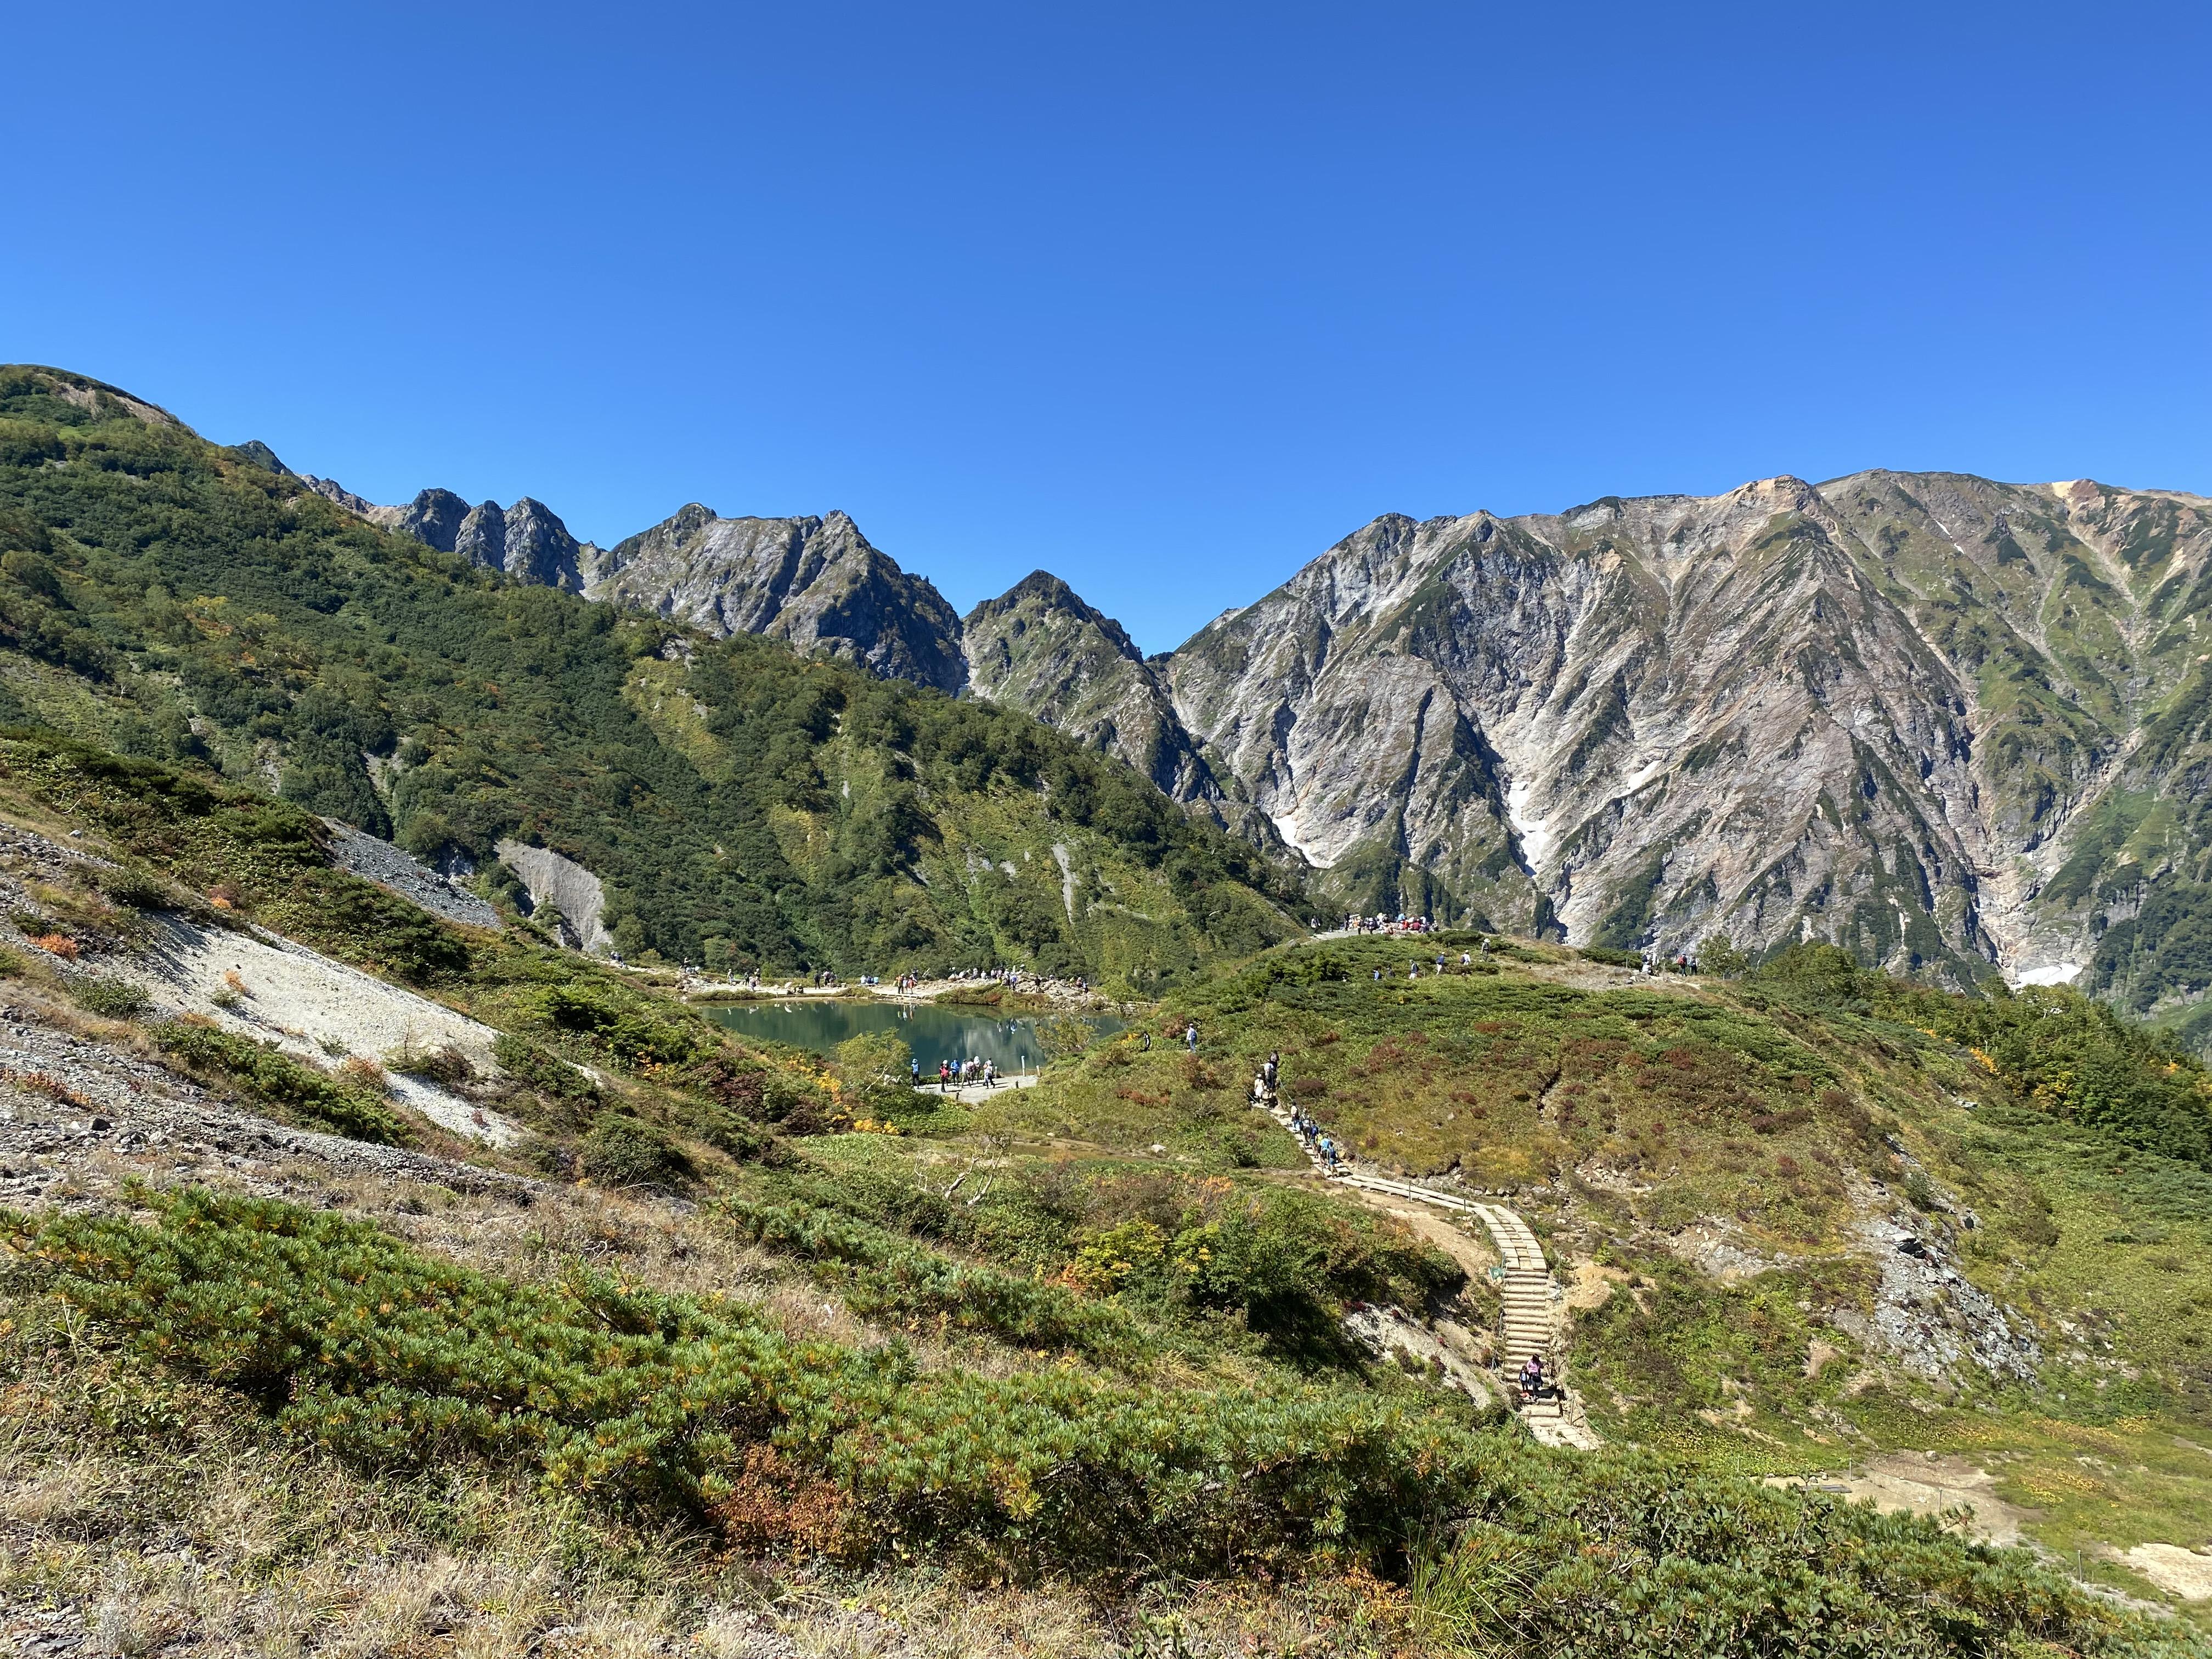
[{"left": 7, "top": 2, "right": 2207, "bottom": 652}]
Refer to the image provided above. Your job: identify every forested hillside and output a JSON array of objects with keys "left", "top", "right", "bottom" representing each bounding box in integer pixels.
[{"left": 0, "top": 366, "right": 1299, "bottom": 984}]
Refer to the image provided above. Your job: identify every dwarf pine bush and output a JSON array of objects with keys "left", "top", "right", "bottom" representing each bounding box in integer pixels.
[
  {"left": 0, "top": 1187, "right": 2175, "bottom": 1652},
  {"left": 152, "top": 1021, "right": 409, "bottom": 1144}
]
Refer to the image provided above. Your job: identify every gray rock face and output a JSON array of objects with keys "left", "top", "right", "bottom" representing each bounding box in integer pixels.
[
  {"left": 455, "top": 497, "right": 584, "bottom": 591},
  {"left": 322, "top": 817, "right": 502, "bottom": 932},
  {"left": 960, "top": 572, "right": 1293, "bottom": 856},
  {"left": 314, "top": 484, "right": 969, "bottom": 692},
  {"left": 586, "top": 506, "right": 969, "bottom": 693},
  {"left": 1160, "top": 472, "right": 2212, "bottom": 991},
  {"left": 306, "top": 455, "right": 2212, "bottom": 1009},
  {"left": 312, "top": 484, "right": 586, "bottom": 591},
  {"left": 962, "top": 571, "right": 1215, "bottom": 799},
  {"left": 495, "top": 839, "right": 613, "bottom": 955},
  {"left": 393, "top": 488, "right": 471, "bottom": 551},
  {"left": 303, "top": 475, "right": 383, "bottom": 518}
]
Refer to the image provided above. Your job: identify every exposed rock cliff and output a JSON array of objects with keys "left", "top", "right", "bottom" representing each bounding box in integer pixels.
[
  {"left": 302, "top": 456, "right": 2212, "bottom": 1014},
  {"left": 962, "top": 572, "right": 1216, "bottom": 800},
  {"left": 390, "top": 487, "right": 470, "bottom": 550},
  {"left": 1164, "top": 473, "right": 2212, "bottom": 1005},
  {"left": 583, "top": 506, "right": 968, "bottom": 692},
  {"left": 456, "top": 497, "right": 585, "bottom": 591}
]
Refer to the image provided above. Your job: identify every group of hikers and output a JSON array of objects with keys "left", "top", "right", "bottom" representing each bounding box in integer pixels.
[
  {"left": 1345, "top": 913, "right": 1435, "bottom": 934},
  {"left": 1372, "top": 949, "right": 1484, "bottom": 982},
  {"left": 1232, "top": 1032, "right": 1560, "bottom": 1415},
  {"left": 941, "top": 966, "right": 1093, "bottom": 995},
  {"left": 928, "top": 1056, "right": 1001, "bottom": 1091},
  {"left": 691, "top": 964, "right": 1103, "bottom": 1000},
  {"left": 1244, "top": 1047, "right": 1350, "bottom": 1175},
  {"left": 1286, "top": 1107, "right": 1346, "bottom": 1174}
]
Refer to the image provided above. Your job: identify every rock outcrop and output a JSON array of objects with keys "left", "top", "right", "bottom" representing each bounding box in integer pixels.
[
  {"left": 584, "top": 506, "right": 968, "bottom": 692},
  {"left": 456, "top": 497, "right": 585, "bottom": 591},
  {"left": 495, "top": 839, "right": 614, "bottom": 955},
  {"left": 962, "top": 571, "right": 1217, "bottom": 800},
  {"left": 391, "top": 487, "right": 470, "bottom": 550},
  {"left": 307, "top": 485, "right": 586, "bottom": 591}
]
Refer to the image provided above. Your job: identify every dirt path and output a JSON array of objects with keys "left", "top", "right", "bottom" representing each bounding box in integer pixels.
[{"left": 1767, "top": 1454, "right": 2032, "bottom": 1546}]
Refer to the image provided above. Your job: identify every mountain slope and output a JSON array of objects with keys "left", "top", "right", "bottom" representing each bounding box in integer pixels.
[
  {"left": 0, "top": 364, "right": 1299, "bottom": 984},
  {"left": 72, "top": 364, "right": 2212, "bottom": 1032},
  {"left": 1159, "top": 474, "right": 2212, "bottom": 1025},
  {"left": 962, "top": 571, "right": 1210, "bottom": 798}
]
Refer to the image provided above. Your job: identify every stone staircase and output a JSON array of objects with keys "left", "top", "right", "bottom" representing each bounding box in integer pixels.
[{"left": 1255, "top": 1083, "right": 1593, "bottom": 1443}]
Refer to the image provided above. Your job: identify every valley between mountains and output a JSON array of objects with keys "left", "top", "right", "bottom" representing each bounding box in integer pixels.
[{"left": 10, "top": 363, "right": 2212, "bottom": 1653}]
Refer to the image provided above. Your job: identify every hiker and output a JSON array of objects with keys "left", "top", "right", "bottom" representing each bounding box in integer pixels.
[
  {"left": 1519, "top": 1354, "right": 1547, "bottom": 1401},
  {"left": 910, "top": 1058, "right": 921, "bottom": 1087},
  {"left": 938, "top": 1059, "right": 951, "bottom": 1091},
  {"left": 1139, "top": 1030, "right": 1151, "bottom": 1052},
  {"left": 984, "top": 1058, "right": 996, "bottom": 1087},
  {"left": 1264, "top": 1051, "right": 1278, "bottom": 1091},
  {"left": 1184, "top": 1022, "right": 1198, "bottom": 1052}
]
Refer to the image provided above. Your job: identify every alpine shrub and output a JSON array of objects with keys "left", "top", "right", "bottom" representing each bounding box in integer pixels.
[{"left": 0, "top": 1187, "right": 2169, "bottom": 1651}]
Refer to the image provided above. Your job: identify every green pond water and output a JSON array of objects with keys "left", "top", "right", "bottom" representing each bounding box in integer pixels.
[{"left": 697, "top": 998, "right": 1122, "bottom": 1075}]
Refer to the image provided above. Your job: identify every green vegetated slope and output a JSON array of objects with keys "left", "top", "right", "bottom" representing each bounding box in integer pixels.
[
  {"left": 1082, "top": 929, "right": 2212, "bottom": 1600},
  {"left": 0, "top": 365, "right": 1297, "bottom": 985},
  {"left": 0, "top": 724, "right": 877, "bottom": 1165},
  {"left": 0, "top": 1184, "right": 2172, "bottom": 1658},
  {"left": 3, "top": 364, "right": 2210, "bottom": 1643},
  {"left": 0, "top": 735, "right": 2205, "bottom": 1647}
]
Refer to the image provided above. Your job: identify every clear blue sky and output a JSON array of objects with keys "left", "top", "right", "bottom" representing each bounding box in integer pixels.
[{"left": 8, "top": 2, "right": 2208, "bottom": 652}]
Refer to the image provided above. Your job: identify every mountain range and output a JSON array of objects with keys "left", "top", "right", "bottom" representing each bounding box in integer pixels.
[
  {"left": 301, "top": 459, "right": 2212, "bottom": 1035},
  {"left": 0, "top": 366, "right": 1301, "bottom": 985}
]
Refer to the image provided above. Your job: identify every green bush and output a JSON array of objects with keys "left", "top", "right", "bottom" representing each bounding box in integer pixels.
[
  {"left": 721, "top": 1194, "right": 1137, "bottom": 1360},
  {"left": 151, "top": 1020, "right": 408, "bottom": 1144},
  {"left": 1578, "top": 946, "right": 1643, "bottom": 969},
  {"left": 580, "top": 1113, "right": 687, "bottom": 1190},
  {"left": 529, "top": 983, "right": 708, "bottom": 1071},
  {"left": 493, "top": 1031, "right": 599, "bottom": 1099},
  {"left": 72, "top": 976, "right": 150, "bottom": 1019},
  {"left": 0, "top": 1187, "right": 2162, "bottom": 1651}
]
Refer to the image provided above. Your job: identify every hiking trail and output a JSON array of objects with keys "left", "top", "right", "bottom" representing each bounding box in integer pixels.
[{"left": 1256, "top": 1081, "right": 1600, "bottom": 1448}]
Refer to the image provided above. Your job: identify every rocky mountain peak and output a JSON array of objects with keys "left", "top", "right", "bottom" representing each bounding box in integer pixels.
[
  {"left": 968, "top": 571, "right": 1143, "bottom": 664},
  {"left": 393, "top": 489, "right": 471, "bottom": 552},
  {"left": 454, "top": 496, "right": 585, "bottom": 592},
  {"left": 285, "top": 443, "right": 2212, "bottom": 1014},
  {"left": 591, "top": 505, "right": 968, "bottom": 693}
]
